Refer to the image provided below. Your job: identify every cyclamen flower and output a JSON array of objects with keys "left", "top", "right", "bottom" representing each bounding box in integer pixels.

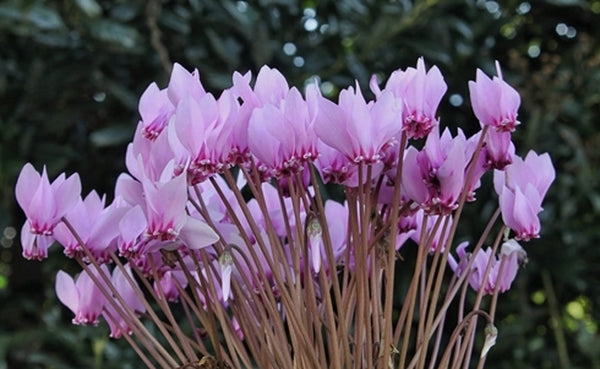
[
  {"left": 493, "top": 151, "right": 555, "bottom": 240},
  {"left": 402, "top": 127, "right": 471, "bottom": 214},
  {"left": 312, "top": 82, "right": 402, "bottom": 164},
  {"left": 248, "top": 87, "right": 317, "bottom": 177},
  {"left": 371, "top": 57, "right": 447, "bottom": 139},
  {"left": 170, "top": 92, "right": 232, "bottom": 183},
  {"left": 448, "top": 240, "right": 525, "bottom": 294},
  {"left": 141, "top": 173, "right": 219, "bottom": 250},
  {"left": 53, "top": 191, "right": 127, "bottom": 262},
  {"left": 55, "top": 266, "right": 108, "bottom": 325},
  {"left": 469, "top": 61, "right": 521, "bottom": 132},
  {"left": 15, "top": 163, "right": 81, "bottom": 236}
]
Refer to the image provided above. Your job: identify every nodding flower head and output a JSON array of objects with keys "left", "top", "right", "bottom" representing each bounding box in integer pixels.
[{"left": 469, "top": 61, "right": 521, "bottom": 132}]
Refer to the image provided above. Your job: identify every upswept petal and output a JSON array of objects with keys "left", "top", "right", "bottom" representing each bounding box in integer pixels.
[
  {"left": 167, "top": 63, "right": 205, "bottom": 105},
  {"left": 15, "top": 163, "right": 40, "bottom": 211},
  {"left": 178, "top": 216, "right": 219, "bottom": 250},
  {"left": 55, "top": 270, "right": 79, "bottom": 314}
]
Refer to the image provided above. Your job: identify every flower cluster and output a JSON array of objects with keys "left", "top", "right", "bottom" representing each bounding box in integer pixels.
[{"left": 15, "top": 59, "right": 554, "bottom": 369}]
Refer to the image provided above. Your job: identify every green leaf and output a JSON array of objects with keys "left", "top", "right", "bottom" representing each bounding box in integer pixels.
[
  {"left": 27, "top": 6, "right": 64, "bottom": 30},
  {"left": 88, "top": 19, "right": 141, "bottom": 50},
  {"left": 75, "top": 0, "right": 102, "bottom": 18}
]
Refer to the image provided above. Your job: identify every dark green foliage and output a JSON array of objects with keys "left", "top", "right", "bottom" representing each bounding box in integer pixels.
[{"left": 1, "top": 0, "right": 599, "bottom": 367}]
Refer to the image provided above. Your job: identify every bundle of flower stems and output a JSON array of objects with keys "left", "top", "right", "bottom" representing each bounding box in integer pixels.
[{"left": 16, "top": 58, "right": 554, "bottom": 369}]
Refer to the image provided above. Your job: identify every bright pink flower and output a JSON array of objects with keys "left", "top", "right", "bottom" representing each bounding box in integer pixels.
[
  {"left": 15, "top": 163, "right": 81, "bottom": 236},
  {"left": 312, "top": 82, "right": 402, "bottom": 164},
  {"left": 493, "top": 151, "right": 555, "bottom": 240},
  {"left": 371, "top": 57, "right": 447, "bottom": 139},
  {"left": 55, "top": 266, "right": 108, "bottom": 325},
  {"left": 170, "top": 93, "right": 230, "bottom": 183},
  {"left": 402, "top": 127, "right": 470, "bottom": 214},
  {"left": 126, "top": 122, "right": 180, "bottom": 182},
  {"left": 248, "top": 87, "right": 316, "bottom": 178},
  {"left": 468, "top": 61, "right": 521, "bottom": 132}
]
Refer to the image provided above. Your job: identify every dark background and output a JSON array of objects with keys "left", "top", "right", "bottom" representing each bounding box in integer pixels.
[{"left": 1, "top": 0, "right": 599, "bottom": 368}]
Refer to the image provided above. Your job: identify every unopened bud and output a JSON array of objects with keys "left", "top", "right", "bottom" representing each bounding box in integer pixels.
[
  {"left": 501, "top": 238, "right": 528, "bottom": 267},
  {"left": 219, "top": 250, "right": 234, "bottom": 301},
  {"left": 306, "top": 215, "right": 323, "bottom": 273},
  {"left": 481, "top": 323, "right": 498, "bottom": 358}
]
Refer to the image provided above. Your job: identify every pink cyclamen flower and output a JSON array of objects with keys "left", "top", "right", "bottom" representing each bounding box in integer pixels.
[
  {"left": 448, "top": 240, "right": 525, "bottom": 294},
  {"left": 141, "top": 173, "right": 219, "bottom": 250},
  {"left": 493, "top": 151, "right": 555, "bottom": 240},
  {"left": 15, "top": 163, "right": 81, "bottom": 236},
  {"left": 371, "top": 57, "right": 447, "bottom": 139},
  {"left": 248, "top": 87, "right": 317, "bottom": 177},
  {"left": 170, "top": 92, "right": 230, "bottom": 183},
  {"left": 312, "top": 82, "right": 402, "bottom": 164},
  {"left": 468, "top": 61, "right": 521, "bottom": 132},
  {"left": 53, "top": 191, "right": 127, "bottom": 262},
  {"left": 55, "top": 266, "right": 108, "bottom": 325},
  {"left": 402, "top": 127, "right": 470, "bottom": 214}
]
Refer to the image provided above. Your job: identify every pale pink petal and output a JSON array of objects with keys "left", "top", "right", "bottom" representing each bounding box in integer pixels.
[{"left": 178, "top": 216, "right": 219, "bottom": 250}]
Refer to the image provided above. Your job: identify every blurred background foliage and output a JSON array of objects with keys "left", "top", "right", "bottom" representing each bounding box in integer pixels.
[{"left": 0, "top": 0, "right": 599, "bottom": 368}]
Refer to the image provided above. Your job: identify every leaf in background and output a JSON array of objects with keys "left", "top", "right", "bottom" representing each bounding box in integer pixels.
[
  {"left": 75, "top": 0, "right": 102, "bottom": 18},
  {"left": 205, "top": 28, "right": 242, "bottom": 67},
  {"left": 26, "top": 5, "right": 64, "bottom": 30},
  {"left": 90, "top": 125, "right": 133, "bottom": 147},
  {"left": 544, "top": 0, "right": 588, "bottom": 6},
  {"left": 88, "top": 19, "right": 142, "bottom": 50},
  {"left": 109, "top": 2, "right": 141, "bottom": 22}
]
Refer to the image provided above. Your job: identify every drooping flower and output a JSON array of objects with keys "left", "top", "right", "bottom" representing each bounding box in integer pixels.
[
  {"left": 468, "top": 61, "right": 521, "bottom": 132},
  {"left": 402, "top": 127, "right": 470, "bottom": 214},
  {"left": 141, "top": 173, "right": 219, "bottom": 250},
  {"left": 371, "top": 57, "right": 447, "bottom": 139},
  {"left": 493, "top": 151, "right": 555, "bottom": 240},
  {"left": 15, "top": 163, "right": 81, "bottom": 236},
  {"left": 55, "top": 266, "right": 108, "bottom": 325},
  {"left": 312, "top": 82, "right": 402, "bottom": 164},
  {"left": 248, "top": 87, "right": 316, "bottom": 178},
  {"left": 448, "top": 240, "right": 524, "bottom": 294},
  {"left": 53, "top": 191, "right": 127, "bottom": 262},
  {"left": 170, "top": 92, "right": 231, "bottom": 183}
]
